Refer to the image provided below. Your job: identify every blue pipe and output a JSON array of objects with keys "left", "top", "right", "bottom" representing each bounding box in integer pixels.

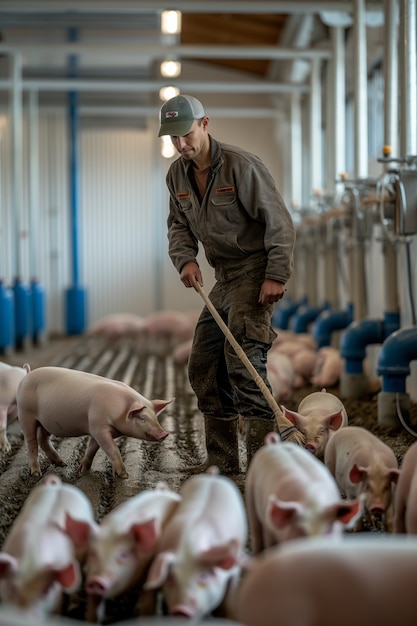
[
  {"left": 290, "top": 302, "right": 330, "bottom": 333},
  {"left": 0, "top": 281, "right": 14, "bottom": 353},
  {"left": 340, "top": 312, "right": 400, "bottom": 375},
  {"left": 30, "top": 279, "right": 46, "bottom": 344},
  {"left": 377, "top": 325, "right": 417, "bottom": 393},
  {"left": 13, "top": 277, "right": 30, "bottom": 350},
  {"left": 65, "top": 27, "right": 87, "bottom": 335},
  {"left": 272, "top": 297, "right": 307, "bottom": 330},
  {"left": 312, "top": 303, "right": 354, "bottom": 348}
]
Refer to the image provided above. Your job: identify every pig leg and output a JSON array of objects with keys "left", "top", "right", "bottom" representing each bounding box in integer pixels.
[
  {"left": 0, "top": 407, "right": 11, "bottom": 452},
  {"left": 83, "top": 431, "right": 127, "bottom": 478},
  {"left": 246, "top": 491, "right": 265, "bottom": 555},
  {"left": 20, "top": 413, "right": 42, "bottom": 475},
  {"left": 78, "top": 437, "right": 100, "bottom": 474},
  {"left": 37, "top": 426, "right": 67, "bottom": 467}
]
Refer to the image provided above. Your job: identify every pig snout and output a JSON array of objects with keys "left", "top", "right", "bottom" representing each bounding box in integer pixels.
[
  {"left": 304, "top": 442, "right": 317, "bottom": 454},
  {"left": 369, "top": 504, "right": 385, "bottom": 517},
  {"left": 148, "top": 426, "right": 169, "bottom": 442},
  {"left": 170, "top": 605, "right": 195, "bottom": 618},
  {"left": 85, "top": 577, "right": 112, "bottom": 597}
]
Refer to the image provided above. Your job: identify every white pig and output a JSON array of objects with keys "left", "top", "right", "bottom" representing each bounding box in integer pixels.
[
  {"left": 324, "top": 425, "right": 400, "bottom": 530},
  {"left": 310, "top": 345, "right": 344, "bottom": 387},
  {"left": 16, "top": 366, "right": 171, "bottom": 478},
  {"left": 0, "top": 361, "right": 30, "bottom": 452},
  {"left": 144, "top": 467, "right": 248, "bottom": 620},
  {"left": 393, "top": 440, "right": 417, "bottom": 534},
  {"left": 245, "top": 432, "right": 363, "bottom": 554},
  {"left": 85, "top": 482, "right": 182, "bottom": 623},
  {"left": 232, "top": 535, "right": 417, "bottom": 626},
  {"left": 281, "top": 388, "right": 348, "bottom": 459},
  {"left": 0, "top": 474, "right": 94, "bottom": 617}
]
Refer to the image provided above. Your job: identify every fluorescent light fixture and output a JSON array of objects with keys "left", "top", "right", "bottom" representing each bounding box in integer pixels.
[
  {"left": 161, "top": 10, "right": 182, "bottom": 34},
  {"left": 160, "top": 59, "right": 181, "bottom": 78},
  {"left": 159, "top": 85, "right": 180, "bottom": 101},
  {"left": 161, "top": 135, "right": 176, "bottom": 159}
]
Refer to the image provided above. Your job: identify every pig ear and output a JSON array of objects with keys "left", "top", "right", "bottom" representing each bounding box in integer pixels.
[
  {"left": 390, "top": 469, "right": 401, "bottom": 484},
  {"left": 199, "top": 539, "right": 239, "bottom": 571},
  {"left": 0, "top": 553, "right": 18, "bottom": 578},
  {"left": 151, "top": 398, "right": 175, "bottom": 415},
  {"left": 65, "top": 513, "right": 93, "bottom": 550},
  {"left": 130, "top": 518, "right": 158, "bottom": 553},
  {"left": 328, "top": 495, "right": 365, "bottom": 528},
  {"left": 54, "top": 561, "right": 81, "bottom": 592},
  {"left": 349, "top": 464, "right": 367, "bottom": 483},
  {"left": 144, "top": 551, "right": 176, "bottom": 590},
  {"left": 327, "top": 410, "right": 344, "bottom": 431},
  {"left": 268, "top": 496, "right": 303, "bottom": 530},
  {"left": 281, "top": 407, "right": 300, "bottom": 426}
]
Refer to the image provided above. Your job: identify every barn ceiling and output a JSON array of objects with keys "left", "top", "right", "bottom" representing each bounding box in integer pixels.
[{"left": 0, "top": 1, "right": 383, "bottom": 113}]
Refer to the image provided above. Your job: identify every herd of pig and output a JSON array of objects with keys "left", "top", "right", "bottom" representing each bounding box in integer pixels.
[
  {"left": 1, "top": 345, "right": 417, "bottom": 624},
  {"left": 89, "top": 310, "right": 347, "bottom": 398}
]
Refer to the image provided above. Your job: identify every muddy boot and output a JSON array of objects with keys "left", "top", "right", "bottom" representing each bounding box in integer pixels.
[
  {"left": 245, "top": 417, "right": 276, "bottom": 470},
  {"left": 185, "top": 416, "right": 239, "bottom": 474}
]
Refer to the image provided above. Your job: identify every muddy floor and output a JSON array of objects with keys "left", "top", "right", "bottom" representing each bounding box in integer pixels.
[{"left": 2, "top": 333, "right": 417, "bottom": 623}]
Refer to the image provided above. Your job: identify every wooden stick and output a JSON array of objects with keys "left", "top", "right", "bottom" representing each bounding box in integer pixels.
[{"left": 196, "top": 283, "right": 304, "bottom": 444}]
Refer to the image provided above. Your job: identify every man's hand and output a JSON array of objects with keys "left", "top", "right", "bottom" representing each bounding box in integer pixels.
[
  {"left": 180, "top": 262, "right": 203, "bottom": 291},
  {"left": 259, "top": 278, "right": 286, "bottom": 305}
]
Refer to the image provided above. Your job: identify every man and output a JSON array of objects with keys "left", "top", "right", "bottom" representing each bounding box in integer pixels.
[{"left": 158, "top": 94, "right": 296, "bottom": 473}]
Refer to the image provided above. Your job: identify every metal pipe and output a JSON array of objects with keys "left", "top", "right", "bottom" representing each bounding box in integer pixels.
[
  {"left": 383, "top": 0, "right": 398, "bottom": 158},
  {"left": 0, "top": 1, "right": 382, "bottom": 15},
  {"left": 0, "top": 78, "right": 309, "bottom": 95},
  {"left": 353, "top": 0, "right": 368, "bottom": 179},
  {"left": 399, "top": 0, "right": 417, "bottom": 156},
  {"left": 0, "top": 43, "right": 331, "bottom": 60}
]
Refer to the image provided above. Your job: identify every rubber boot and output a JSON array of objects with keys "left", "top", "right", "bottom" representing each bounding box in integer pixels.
[
  {"left": 245, "top": 417, "right": 276, "bottom": 470},
  {"left": 185, "top": 416, "right": 240, "bottom": 474}
]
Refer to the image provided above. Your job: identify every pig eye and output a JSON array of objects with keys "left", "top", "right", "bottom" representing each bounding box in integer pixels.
[
  {"left": 116, "top": 548, "right": 134, "bottom": 563},
  {"left": 197, "top": 571, "right": 212, "bottom": 587}
]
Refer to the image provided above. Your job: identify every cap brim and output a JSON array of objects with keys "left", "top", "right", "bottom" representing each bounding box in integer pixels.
[{"left": 158, "top": 119, "right": 194, "bottom": 137}]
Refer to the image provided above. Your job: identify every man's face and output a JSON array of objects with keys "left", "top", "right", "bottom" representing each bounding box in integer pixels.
[{"left": 170, "top": 118, "right": 208, "bottom": 160}]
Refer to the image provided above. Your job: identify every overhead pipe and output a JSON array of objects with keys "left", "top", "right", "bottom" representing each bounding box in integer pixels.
[
  {"left": 65, "top": 27, "right": 87, "bottom": 335},
  {"left": 377, "top": 326, "right": 417, "bottom": 429},
  {"left": 0, "top": 118, "right": 15, "bottom": 354}
]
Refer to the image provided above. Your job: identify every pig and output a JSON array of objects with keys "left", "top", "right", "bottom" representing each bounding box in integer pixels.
[
  {"left": 232, "top": 535, "right": 417, "bottom": 626},
  {"left": 245, "top": 432, "right": 363, "bottom": 554},
  {"left": 266, "top": 351, "right": 295, "bottom": 403},
  {"left": 324, "top": 425, "right": 400, "bottom": 531},
  {"left": 310, "top": 345, "right": 344, "bottom": 388},
  {"left": 173, "top": 338, "right": 193, "bottom": 365},
  {"left": 16, "top": 366, "right": 171, "bottom": 478},
  {"left": 0, "top": 474, "right": 94, "bottom": 617},
  {"left": 85, "top": 482, "right": 182, "bottom": 623},
  {"left": 281, "top": 388, "right": 348, "bottom": 459},
  {"left": 393, "top": 440, "right": 417, "bottom": 534},
  {"left": 0, "top": 361, "right": 30, "bottom": 452},
  {"left": 144, "top": 467, "right": 248, "bottom": 620},
  {"left": 88, "top": 313, "right": 146, "bottom": 338},
  {"left": 143, "top": 310, "right": 198, "bottom": 342},
  {"left": 290, "top": 348, "right": 318, "bottom": 388}
]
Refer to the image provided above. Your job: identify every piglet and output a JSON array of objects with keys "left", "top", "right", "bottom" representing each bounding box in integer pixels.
[
  {"left": 310, "top": 345, "right": 344, "bottom": 387},
  {"left": 282, "top": 388, "right": 348, "bottom": 459},
  {"left": 144, "top": 467, "right": 248, "bottom": 620},
  {"left": 266, "top": 351, "right": 295, "bottom": 403},
  {"left": 85, "top": 482, "right": 181, "bottom": 623},
  {"left": 245, "top": 433, "right": 363, "bottom": 554},
  {"left": 232, "top": 535, "right": 417, "bottom": 626},
  {"left": 324, "top": 425, "right": 400, "bottom": 531},
  {"left": 0, "top": 474, "right": 94, "bottom": 618},
  {"left": 0, "top": 361, "right": 30, "bottom": 452},
  {"left": 16, "top": 366, "right": 171, "bottom": 478},
  {"left": 393, "top": 440, "right": 417, "bottom": 534},
  {"left": 88, "top": 313, "right": 146, "bottom": 338}
]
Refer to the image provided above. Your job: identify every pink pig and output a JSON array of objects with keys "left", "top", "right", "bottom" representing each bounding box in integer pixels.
[
  {"left": 266, "top": 352, "right": 295, "bottom": 403},
  {"left": 232, "top": 535, "right": 417, "bottom": 626},
  {"left": 0, "top": 474, "right": 94, "bottom": 617},
  {"left": 245, "top": 432, "right": 363, "bottom": 554},
  {"left": 282, "top": 388, "right": 348, "bottom": 459},
  {"left": 85, "top": 482, "right": 181, "bottom": 623},
  {"left": 16, "top": 366, "right": 171, "bottom": 478},
  {"left": 0, "top": 361, "right": 30, "bottom": 452},
  {"left": 144, "top": 467, "right": 248, "bottom": 620},
  {"left": 324, "top": 425, "right": 400, "bottom": 531},
  {"left": 88, "top": 313, "right": 146, "bottom": 338},
  {"left": 393, "top": 440, "right": 417, "bottom": 534},
  {"left": 310, "top": 346, "right": 344, "bottom": 387}
]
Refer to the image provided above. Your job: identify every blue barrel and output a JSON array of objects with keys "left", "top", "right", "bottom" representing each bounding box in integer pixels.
[
  {"left": 31, "top": 279, "right": 46, "bottom": 344},
  {"left": 65, "top": 285, "right": 87, "bottom": 335},
  {"left": 0, "top": 281, "right": 14, "bottom": 353},
  {"left": 13, "top": 277, "right": 30, "bottom": 349}
]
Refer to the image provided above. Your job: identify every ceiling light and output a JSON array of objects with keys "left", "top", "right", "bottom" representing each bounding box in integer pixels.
[
  {"left": 161, "top": 10, "right": 182, "bottom": 35},
  {"left": 161, "top": 135, "right": 176, "bottom": 159},
  {"left": 159, "top": 86, "right": 180, "bottom": 101},
  {"left": 160, "top": 59, "right": 181, "bottom": 78}
]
